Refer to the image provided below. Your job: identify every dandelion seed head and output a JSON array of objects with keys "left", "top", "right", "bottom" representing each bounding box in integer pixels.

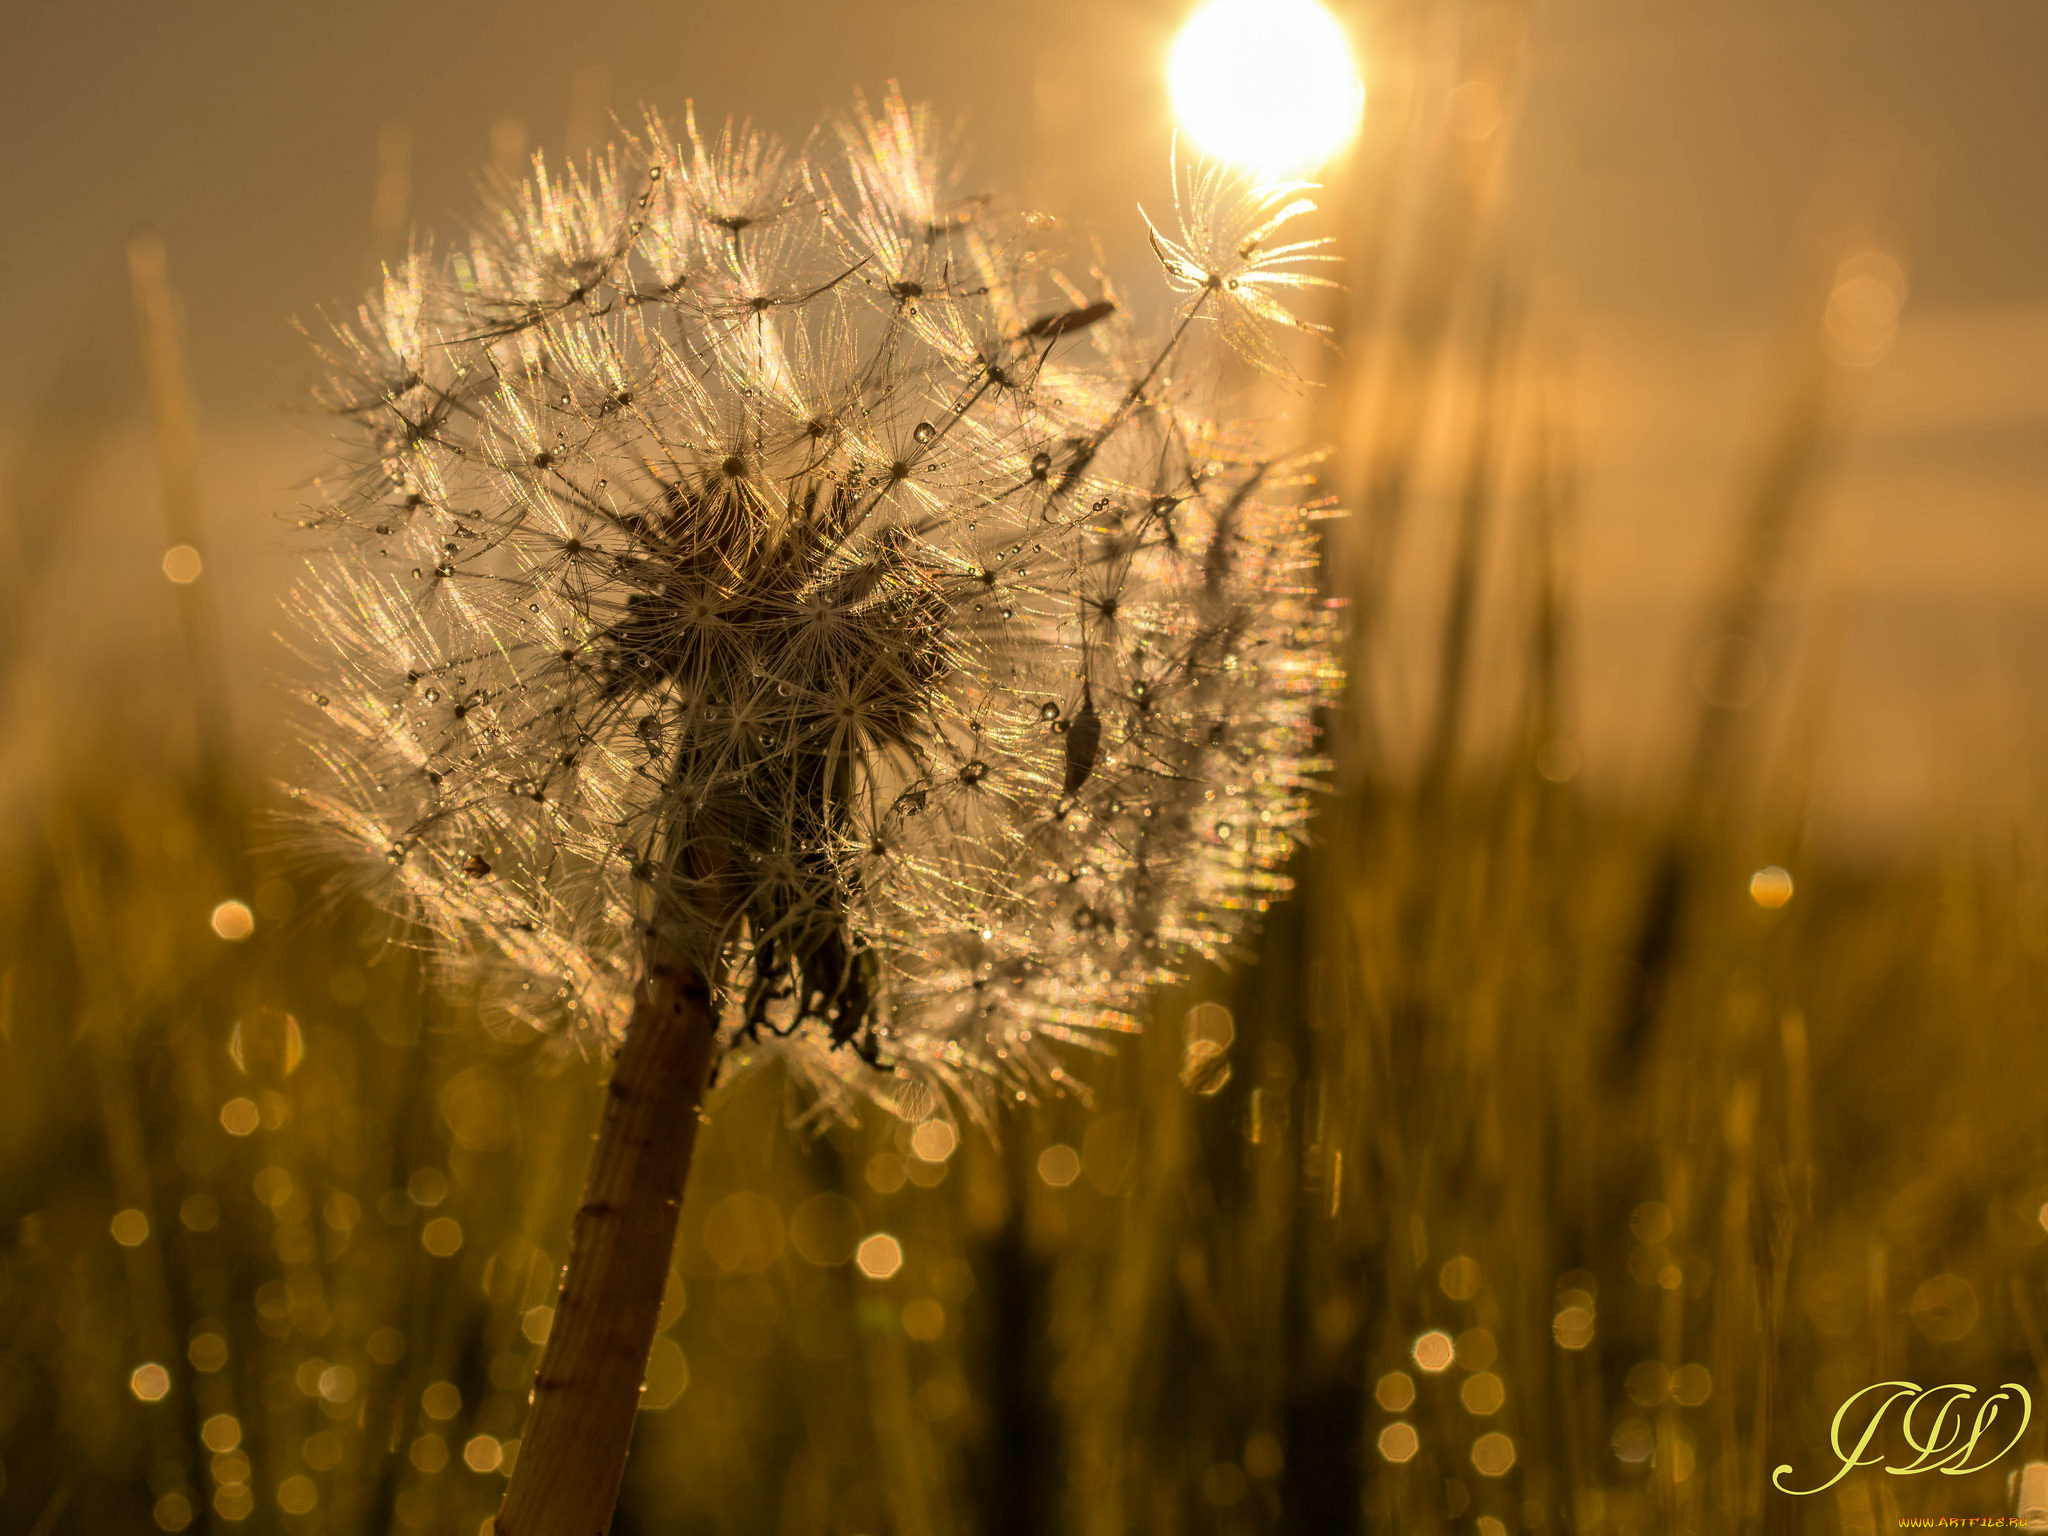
[{"left": 289, "top": 86, "right": 1343, "bottom": 1125}]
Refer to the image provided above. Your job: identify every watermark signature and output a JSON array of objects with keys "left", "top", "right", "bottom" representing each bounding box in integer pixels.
[{"left": 1772, "top": 1381, "right": 2032, "bottom": 1496}]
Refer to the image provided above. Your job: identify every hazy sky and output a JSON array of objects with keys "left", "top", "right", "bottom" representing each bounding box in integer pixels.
[{"left": 3, "top": 0, "right": 2044, "bottom": 415}]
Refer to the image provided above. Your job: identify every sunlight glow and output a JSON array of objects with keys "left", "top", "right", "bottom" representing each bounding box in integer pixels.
[{"left": 1168, "top": 0, "right": 1365, "bottom": 177}]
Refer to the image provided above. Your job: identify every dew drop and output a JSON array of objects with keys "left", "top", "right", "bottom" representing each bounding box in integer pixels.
[
  {"left": 1038, "top": 702, "right": 1061, "bottom": 722},
  {"left": 913, "top": 420, "right": 937, "bottom": 444},
  {"left": 424, "top": 688, "right": 441, "bottom": 702},
  {"left": 1030, "top": 452, "right": 1052, "bottom": 480}
]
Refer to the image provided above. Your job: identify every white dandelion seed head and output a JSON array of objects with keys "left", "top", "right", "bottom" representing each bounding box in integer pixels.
[{"left": 288, "top": 86, "right": 1343, "bottom": 1127}]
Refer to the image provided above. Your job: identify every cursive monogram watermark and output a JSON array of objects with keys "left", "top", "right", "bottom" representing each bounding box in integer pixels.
[{"left": 1773, "top": 1382, "right": 2033, "bottom": 1496}]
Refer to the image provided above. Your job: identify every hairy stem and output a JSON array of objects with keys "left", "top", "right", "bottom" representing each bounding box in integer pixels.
[{"left": 494, "top": 960, "right": 720, "bottom": 1536}]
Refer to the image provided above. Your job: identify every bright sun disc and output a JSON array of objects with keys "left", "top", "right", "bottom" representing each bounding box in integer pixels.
[{"left": 1169, "top": 0, "right": 1365, "bottom": 177}]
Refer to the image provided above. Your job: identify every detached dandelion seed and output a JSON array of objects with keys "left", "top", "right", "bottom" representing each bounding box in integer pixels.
[{"left": 286, "top": 84, "right": 1341, "bottom": 1535}]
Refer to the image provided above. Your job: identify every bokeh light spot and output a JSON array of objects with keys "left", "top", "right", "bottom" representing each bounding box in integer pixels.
[
  {"left": 1535, "top": 739, "right": 1580, "bottom": 783},
  {"left": 1471, "top": 1431, "right": 1517, "bottom": 1477},
  {"left": 1825, "top": 252, "right": 1907, "bottom": 367},
  {"left": 1750, "top": 866, "right": 1794, "bottom": 908},
  {"left": 1629, "top": 1200, "right": 1672, "bottom": 1243},
  {"left": 1201, "top": 1461, "right": 1248, "bottom": 1505},
  {"left": 408, "top": 1167, "right": 449, "bottom": 1207},
  {"left": 1375, "top": 1370, "right": 1416, "bottom": 1411},
  {"left": 180, "top": 1192, "right": 221, "bottom": 1230},
  {"left": 229, "top": 1010, "right": 303, "bottom": 1079},
  {"left": 1461, "top": 1371, "right": 1506, "bottom": 1415},
  {"left": 701, "top": 1191, "right": 785, "bottom": 1273},
  {"left": 276, "top": 1475, "right": 317, "bottom": 1515},
  {"left": 162, "top": 544, "right": 204, "bottom": 584},
  {"left": 1439, "top": 1255, "right": 1481, "bottom": 1300},
  {"left": 210, "top": 900, "right": 255, "bottom": 941},
  {"left": 1552, "top": 1304, "right": 1595, "bottom": 1350},
  {"left": 1612, "top": 1418, "right": 1655, "bottom": 1464},
  {"left": 111, "top": 1207, "right": 150, "bottom": 1246},
  {"left": 1245, "top": 1431, "right": 1284, "bottom": 1478},
  {"left": 1909, "top": 1273, "right": 1979, "bottom": 1342},
  {"left": 1454, "top": 1327, "right": 1497, "bottom": 1370},
  {"left": 188, "top": 1332, "right": 228, "bottom": 1373},
  {"left": 317, "top": 1364, "right": 356, "bottom": 1403},
  {"left": 910, "top": 1119, "right": 957, "bottom": 1161},
  {"left": 201, "top": 1413, "right": 242, "bottom": 1453},
  {"left": 866, "top": 1152, "right": 907, "bottom": 1194},
  {"left": 1447, "top": 79, "right": 1504, "bottom": 142},
  {"left": 1378, "top": 1422, "right": 1419, "bottom": 1463},
  {"left": 856, "top": 1232, "right": 904, "bottom": 1279},
  {"left": 213, "top": 1486, "right": 253, "bottom": 1521},
  {"left": 1037, "top": 1144, "right": 1082, "bottom": 1188},
  {"left": 368, "top": 1326, "right": 407, "bottom": 1364},
  {"left": 1412, "top": 1330, "right": 1455, "bottom": 1373},
  {"left": 1626, "top": 1359, "right": 1670, "bottom": 1406},
  {"left": 902, "top": 1297, "right": 947, "bottom": 1341},
  {"left": 790, "top": 1193, "right": 863, "bottom": 1267},
  {"left": 1671, "top": 1362, "right": 1714, "bottom": 1406},
  {"left": 131, "top": 1362, "right": 172, "bottom": 1401}
]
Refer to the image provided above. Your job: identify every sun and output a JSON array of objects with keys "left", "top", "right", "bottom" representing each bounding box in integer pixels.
[{"left": 1167, "top": 0, "right": 1366, "bottom": 178}]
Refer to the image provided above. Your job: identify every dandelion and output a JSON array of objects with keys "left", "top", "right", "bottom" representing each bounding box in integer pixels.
[
  {"left": 289, "top": 85, "right": 1340, "bottom": 1535},
  {"left": 1141, "top": 140, "right": 1339, "bottom": 371}
]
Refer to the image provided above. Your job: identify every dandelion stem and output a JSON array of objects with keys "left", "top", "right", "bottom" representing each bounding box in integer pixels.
[
  {"left": 1090, "top": 289, "right": 1215, "bottom": 455},
  {"left": 494, "top": 959, "right": 720, "bottom": 1536}
]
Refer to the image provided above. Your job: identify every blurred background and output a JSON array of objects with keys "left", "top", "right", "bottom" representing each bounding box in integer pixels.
[{"left": 3, "top": 0, "right": 2047, "bottom": 1531}]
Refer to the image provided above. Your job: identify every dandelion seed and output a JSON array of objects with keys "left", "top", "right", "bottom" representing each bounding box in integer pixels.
[{"left": 1141, "top": 144, "right": 1339, "bottom": 372}]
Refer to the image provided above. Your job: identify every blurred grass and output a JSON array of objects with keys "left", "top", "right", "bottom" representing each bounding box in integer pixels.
[{"left": 5, "top": 32, "right": 2047, "bottom": 1536}]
